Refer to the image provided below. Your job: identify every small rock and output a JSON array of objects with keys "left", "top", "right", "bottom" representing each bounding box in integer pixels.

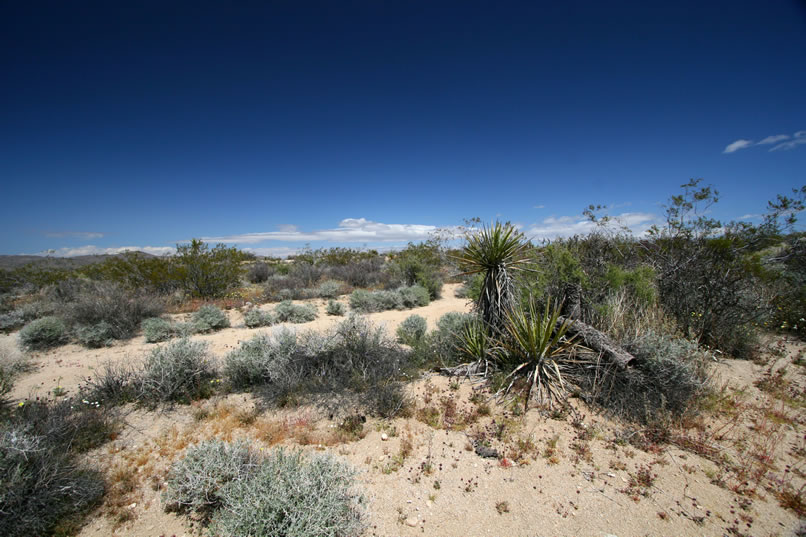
[
  {"left": 378, "top": 455, "right": 386, "bottom": 462},
  {"left": 405, "top": 517, "right": 418, "bottom": 527},
  {"left": 128, "top": 503, "right": 137, "bottom": 509},
  {"left": 426, "top": 500, "right": 433, "bottom": 508},
  {"left": 381, "top": 433, "right": 389, "bottom": 441},
  {"left": 607, "top": 472, "right": 616, "bottom": 478}
]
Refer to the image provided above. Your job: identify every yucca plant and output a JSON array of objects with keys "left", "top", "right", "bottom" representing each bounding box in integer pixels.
[
  {"left": 454, "top": 319, "right": 494, "bottom": 375},
  {"left": 453, "top": 222, "right": 531, "bottom": 332},
  {"left": 499, "top": 299, "right": 579, "bottom": 409}
]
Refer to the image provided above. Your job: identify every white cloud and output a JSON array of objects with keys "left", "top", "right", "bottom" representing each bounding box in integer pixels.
[
  {"left": 202, "top": 218, "right": 457, "bottom": 245},
  {"left": 723, "top": 139, "right": 753, "bottom": 153},
  {"left": 770, "top": 130, "right": 806, "bottom": 151},
  {"left": 43, "top": 231, "right": 105, "bottom": 239},
  {"left": 757, "top": 134, "right": 789, "bottom": 145},
  {"left": 524, "top": 212, "right": 659, "bottom": 241},
  {"left": 32, "top": 245, "right": 175, "bottom": 257},
  {"left": 533, "top": 204, "right": 546, "bottom": 209}
]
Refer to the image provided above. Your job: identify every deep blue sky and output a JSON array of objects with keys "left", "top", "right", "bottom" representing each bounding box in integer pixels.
[{"left": 1, "top": 1, "right": 804, "bottom": 256}]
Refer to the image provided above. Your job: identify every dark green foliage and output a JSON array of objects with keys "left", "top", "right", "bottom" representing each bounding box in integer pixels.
[
  {"left": 191, "top": 304, "right": 231, "bottom": 332},
  {"left": 174, "top": 239, "right": 248, "bottom": 298},
  {"left": 88, "top": 251, "right": 182, "bottom": 294},
  {"left": 19, "top": 316, "right": 69, "bottom": 350}
]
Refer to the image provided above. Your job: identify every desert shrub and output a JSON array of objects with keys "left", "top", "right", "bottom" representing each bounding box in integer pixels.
[
  {"left": 139, "top": 338, "right": 217, "bottom": 404},
  {"left": 83, "top": 361, "right": 138, "bottom": 405},
  {"left": 580, "top": 332, "right": 711, "bottom": 423},
  {"left": 398, "top": 284, "right": 430, "bottom": 308},
  {"left": 348, "top": 286, "right": 427, "bottom": 313},
  {"left": 0, "top": 347, "right": 29, "bottom": 405},
  {"left": 316, "top": 280, "right": 345, "bottom": 299},
  {"left": 0, "top": 423, "right": 104, "bottom": 537},
  {"left": 409, "top": 311, "right": 477, "bottom": 368},
  {"left": 191, "top": 304, "right": 230, "bottom": 333},
  {"left": 290, "top": 262, "right": 324, "bottom": 288},
  {"left": 274, "top": 301, "right": 317, "bottom": 323},
  {"left": 396, "top": 314, "right": 427, "bottom": 346},
  {"left": 246, "top": 262, "right": 271, "bottom": 284},
  {"left": 263, "top": 275, "right": 306, "bottom": 302},
  {"left": 454, "top": 273, "right": 483, "bottom": 301},
  {"left": 75, "top": 321, "right": 115, "bottom": 348},
  {"left": 388, "top": 241, "right": 444, "bottom": 299},
  {"left": 174, "top": 239, "right": 248, "bottom": 299},
  {"left": 223, "top": 331, "right": 299, "bottom": 390},
  {"left": 244, "top": 308, "right": 277, "bottom": 328},
  {"left": 208, "top": 448, "right": 366, "bottom": 537},
  {"left": 90, "top": 251, "right": 182, "bottom": 294},
  {"left": 142, "top": 317, "right": 174, "bottom": 343},
  {"left": 326, "top": 300, "right": 346, "bottom": 316},
  {"left": 61, "top": 280, "right": 164, "bottom": 340},
  {"left": 0, "top": 310, "right": 25, "bottom": 332},
  {"left": 326, "top": 257, "right": 389, "bottom": 288},
  {"left": 19, "top": 316, "right": 68, "bottom": 351},
  {"left": 164, "top": 439, "right": 258, "bottom": 519}
]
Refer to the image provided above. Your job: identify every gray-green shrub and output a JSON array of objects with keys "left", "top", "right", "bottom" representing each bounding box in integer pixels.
[
  {"left": 326, "top": 300, "right": 346, "bottom": 316},
  {"left": 208, "top": 448, "right": 366, "bottom": 537},
  {"left": 75, "top": 321, "right": 115, "bottom": 348},
  {"left": 316, "top": 280, "right": 344, "bottom": 299},
  {"left": 244, "top": 308, "right": 277, "bottom": 329},
  {"left": 164, "top": 439, "right": 258, "bottom": 519},
  {"left": 348, "top": 285, "right": 428, "bottom": 313},
  {"left": 274, "top": 301, "right": 317, "bottom": 323},
  {"left": 192, "top": 305, "right": 230, "bottom": 333},
  {"left": 396, "top": 314, "right": 427, "bottom": 346},
  {"left": 19, "top": 316, "right": 68, "bottom": 351},
  {"left": 223, "top": 331, "right": 299, "bottom": 390},
  {"left": 398, "top": 285, "right": 430, "bottom": 308},
  {"left": 139, "top": 338, "right": 217, "bottom": 404},
  {"left": 142, "top": 317, "right": 174, "bottom": 343}
]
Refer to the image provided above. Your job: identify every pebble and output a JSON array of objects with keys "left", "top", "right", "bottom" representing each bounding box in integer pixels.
[
  {"left": 426, "top": 500, "right": 433, "bottom": 508},
  {"left": 381, "top": 433, "right": 389, "bottom": 441},
  {"left": 405, "top": 517, "right": 418, "bottom": 527}
]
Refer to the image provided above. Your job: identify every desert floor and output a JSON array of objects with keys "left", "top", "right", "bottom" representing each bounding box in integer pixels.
[{"left": 3, "top": 283, "right": 804, "bottom": 537}]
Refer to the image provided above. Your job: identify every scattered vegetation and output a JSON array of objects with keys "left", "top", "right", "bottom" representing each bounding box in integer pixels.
[
  {"left": 396, "top": 314, "right": 427, "bottom": 346},
  {"left": 349, "top": 285, "right": 430, "bottom": 313},
  {"left": 326, "top": 299, "right": 346, "bottom": 316},
  {"left": 19, "top": 316, "right": 69, "bottom": 350},
  {"left": 191, "top": 304, "right": 231, "bottom": 333}
]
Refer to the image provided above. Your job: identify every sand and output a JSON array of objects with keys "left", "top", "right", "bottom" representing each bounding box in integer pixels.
[{"left": 4, "top": 283, "right": 804, "bottom": 537}]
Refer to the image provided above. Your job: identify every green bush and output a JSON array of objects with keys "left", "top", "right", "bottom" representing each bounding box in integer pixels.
[
  {"left": 75, "top": 321, "right": 115, "bottom": 348},
  {"left": 139, "top": 338, "right": 217, "bottom": 404},
  {"left": 192, "top": 305, "right": 231, "bottom": 333},
  {"left": 19, "top": 316, "right": 68, "bottom": 351},
  {"left": 244, "top": 308, "right": 277, "bottom": 328},
  {"left": 174, "top": 239, "right": 248, "bottom": 299},
  {"left": 164, "top": 440, "right": 258, "bottom": 519},
  {"left": 208, "top": 448, "right": 366, "bottom": 537},
  {"left": 274, "top": 301, "right": 317, "bottom": 323},
  {"left": 246, "top": 262, "right": 271, "bottom": 284},
  {"left": 326, "top": 300, "right": 346, "bottom": 316},
  {"left": 142, "top": 317, "right": 174, "bottom": 343},
  {"left": 396, "top": 315, "right": 427, "bottom": 346},
  {"left": 388, "top": 241, "right": 444, "bottom": 299}
]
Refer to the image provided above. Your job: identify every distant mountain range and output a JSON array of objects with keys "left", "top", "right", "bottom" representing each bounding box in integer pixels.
[{"left": 0, "top": 252, "right": 157, "bottom": 270}]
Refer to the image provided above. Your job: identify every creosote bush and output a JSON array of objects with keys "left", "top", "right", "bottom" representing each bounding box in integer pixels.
[
  {"left": 396, "top": 314, "right": 427, "bottom": 346},
  {"left": 19, "top": 316, "right": 68, "bottom": 351},
  {"left": 191, "top": 304, "right": 230, "bottom": 333}
]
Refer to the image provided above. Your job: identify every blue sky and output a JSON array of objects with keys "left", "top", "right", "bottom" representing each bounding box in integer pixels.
[{"left": 1, "top": 1, "right": 804, "bottom": 257}]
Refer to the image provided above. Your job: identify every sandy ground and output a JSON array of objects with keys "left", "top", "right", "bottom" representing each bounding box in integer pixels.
[{"left": 4, "top": 284, "right": 804, "bottom": 537}]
